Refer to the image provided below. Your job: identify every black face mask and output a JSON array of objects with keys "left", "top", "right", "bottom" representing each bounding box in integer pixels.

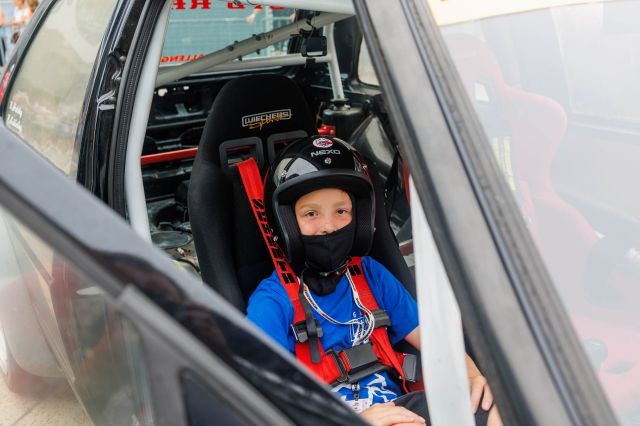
[{"left": 300, "top": 221, "right": 355, "bottom": 295}]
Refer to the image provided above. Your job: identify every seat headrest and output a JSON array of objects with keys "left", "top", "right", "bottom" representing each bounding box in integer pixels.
[
  {"left": 199, "top": 74, "right": 316, "bottom": 167},
  {"left": 444, "top": 34, "right": 505, "bottom": 88}
]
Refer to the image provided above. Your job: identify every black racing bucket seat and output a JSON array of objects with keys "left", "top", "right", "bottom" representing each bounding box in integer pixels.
[
  {"left": 189, "top": 74, "right": 414, "bottom": 311},
  {"left": 189, "top": 74, "right": 316, "bottom": 310}
]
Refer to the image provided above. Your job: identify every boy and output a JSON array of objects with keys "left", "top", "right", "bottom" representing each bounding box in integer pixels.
[{"left": 247, "top": 136, "right": 500, "bottom": 426}]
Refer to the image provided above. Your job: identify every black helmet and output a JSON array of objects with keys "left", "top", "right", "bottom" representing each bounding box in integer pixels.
[{"left": 264, "top": 136, "right": 375, "bottom": 266}]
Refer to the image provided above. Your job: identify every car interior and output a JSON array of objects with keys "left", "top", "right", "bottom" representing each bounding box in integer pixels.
[
  {"left": 3, "top": 15, "right": 400, "bottom": 414},
  {"left": 133, "top": 5, "right": 415, "bottom": 313},
  {"left": 6, "top": 2, "right": 640, "bottom": 424},
  {"left": 0, "top": 4, "right": 425, "bottom": 421},
  {"left": 94, "top": 0, "right": 640, "bottom": 417},
  {"left": 4, "top": 1, "right": 640, "bottom": 423},
  {"left": 123, "top": 3, "right": 640, "bottom": 419}
]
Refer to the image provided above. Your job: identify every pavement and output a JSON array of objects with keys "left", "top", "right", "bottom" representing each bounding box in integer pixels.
[{"left": 0, "top": 378, "right": 91, "bottom": 426}]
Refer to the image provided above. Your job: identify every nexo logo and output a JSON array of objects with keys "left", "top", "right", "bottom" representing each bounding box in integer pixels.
[{"left": 312, "top": 138, "right": 333, "bottom": 148}]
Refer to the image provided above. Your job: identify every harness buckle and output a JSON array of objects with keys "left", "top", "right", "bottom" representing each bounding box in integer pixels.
[
  {"left": 291, "top": 320, "right": 323, "bottom": 343},
  {"left": 326, "top": 349, "right": 349, "bottom": 383},
  {"left": 401, "top": 353, "right": 420, "bottom": 383},
  {"left": 340, "top": 343, "right": 380, "bottom": 373},
  {"left": 326, "top": 343, "right": 387, "bottom": 385}
]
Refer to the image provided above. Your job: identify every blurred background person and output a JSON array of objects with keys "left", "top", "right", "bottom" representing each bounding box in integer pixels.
[
  {"left": 26, "top": 0, "right": 37, "bottom": 22},
  {"left": 11, "top": 0, "right": 30, "bottom": 44}
]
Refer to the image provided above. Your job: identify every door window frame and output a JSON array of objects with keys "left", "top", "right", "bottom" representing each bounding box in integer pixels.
[
  {"left": 354, "top": 0, "right": 618, "bottom": 424},
  {"left": 0, "top": 131, "right": 291, "bottom": 424},
  {"left": 0, "top": 129, "right": 363, "bottom": 425}
]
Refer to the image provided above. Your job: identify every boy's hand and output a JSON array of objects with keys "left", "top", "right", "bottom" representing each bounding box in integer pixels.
[
  {"left": 361, "top": 402, "right": 427, "bottom": 426},
  {"left": 465, "top": 353, "right": 494, "bottom": 413},
  {"left": 469, "top": 373, "right": 494, "bottom": 413}
]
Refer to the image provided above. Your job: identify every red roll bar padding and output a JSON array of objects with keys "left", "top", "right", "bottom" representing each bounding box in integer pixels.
[{"left": 140, "top": 147, "right": 199, "bottom": 166}]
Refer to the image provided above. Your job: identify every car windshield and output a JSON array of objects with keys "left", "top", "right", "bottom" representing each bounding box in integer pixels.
[
  {"left": 435, "top": 0, "right": 640, "bottom": 423},
  {"left": 161, "top": 2, "right": 297, "bottom": 67}
]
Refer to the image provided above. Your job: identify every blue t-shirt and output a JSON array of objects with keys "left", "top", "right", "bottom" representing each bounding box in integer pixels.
[{"left": 247, "top": 256, "right": 419, "bottom": 409}]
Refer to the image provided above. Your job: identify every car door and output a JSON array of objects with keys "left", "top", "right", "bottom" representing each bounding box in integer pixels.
[
  {"left": 0, "top": 130, "right": 365, "bottom": 425},
  {"left": 0, "top": 0, "right": 149, "bottom": 402},
  {"left": 0, "top": 0, "right": 126, "bottom": 397},
  {"left": 355, "top": 0, "right": 623, "bottom": 425},
  {"left": 1, "top": 0, "right": 151, "bottom": 204}
]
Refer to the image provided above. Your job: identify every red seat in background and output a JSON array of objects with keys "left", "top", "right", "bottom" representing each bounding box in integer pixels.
[{"left": 445, "top": 34, "right": 640, "bottom": 416}]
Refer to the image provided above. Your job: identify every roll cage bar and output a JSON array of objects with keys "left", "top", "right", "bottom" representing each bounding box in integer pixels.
[
  {"left": 155, "top": 11, "right": 351, "bottom": 87},
  {"left": 219, "top": 0, "right": 354, "bottom": 14},
  {"left": 135, "top": 2, "right": 353, "bottom": 240}
]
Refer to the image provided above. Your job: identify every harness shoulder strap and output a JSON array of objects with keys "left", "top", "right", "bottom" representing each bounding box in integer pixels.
[
  {"left": 237, "top": 158, "right": 340, "bottom": 378},
  {"left": 348, "top": 257, "right": 409, "bottom": 392},
  {"left": 237, "top": 158, "right": 299, "bottom": 306},
  {"left": 238, "top": 158, "right": 411, "bottom": 388}
]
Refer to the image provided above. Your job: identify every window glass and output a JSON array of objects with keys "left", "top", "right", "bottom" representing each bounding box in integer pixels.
[
  {"left": 181, "top": 371, "right": 247, "bottom": 425},
  {"left": 553, "top": 3, "right": 640, "bottom": 123},
  {"left": 0, "top": 203, "right": 153, "bottom": 425},
  {"left": 161, "top": 3, "right": 296, "bottom": 66},
  {"left": 437, "top": 1, "right": 640, "bottom": 423},
  {"left": 358, "top": 42, "right": 379, "bottom": 86},
  {"left": 4, "top": 0, "right": 118, "bottom": 176}
]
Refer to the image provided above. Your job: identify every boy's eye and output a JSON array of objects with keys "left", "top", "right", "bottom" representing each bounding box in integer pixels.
[
  {"left": 337, "top": 209, "right": 351, "bottom": 216},
  {"left": 303, "top": 211, "right": 317, "bottom": 218}
]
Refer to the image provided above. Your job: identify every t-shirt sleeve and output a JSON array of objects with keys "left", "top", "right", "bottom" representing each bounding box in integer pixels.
[
  {"left": 363, "top": 257, "right": 419, "bottom": 345},
  {"left": 246, "top": 274, "right": 295, "bottom": 353}
]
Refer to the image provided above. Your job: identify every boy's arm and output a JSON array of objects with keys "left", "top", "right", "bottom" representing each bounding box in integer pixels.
[
  {"left": 404, "top": 327, "right": 421, "bottom": 349},
  {"left": 403, "top": 326, "right": 494, "bottom": 413},
  {"left": 246, "top": 282, "right": 294, "bottom": 352}
]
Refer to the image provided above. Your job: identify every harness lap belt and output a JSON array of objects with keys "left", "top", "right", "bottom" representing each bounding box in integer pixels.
[{"left": 237, "top": 158, "right": 417, "bottom": 391}]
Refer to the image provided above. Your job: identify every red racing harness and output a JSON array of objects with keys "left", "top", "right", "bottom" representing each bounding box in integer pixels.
[{"left": 238, "top": 158, "right": 420, "bottom": 391}]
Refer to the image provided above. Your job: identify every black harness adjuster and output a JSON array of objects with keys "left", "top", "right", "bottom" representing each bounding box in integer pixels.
[
  {"left": 326, "top": 349, "right": 349, "bottom": 383},
  {"left": 291, "top": 320, "right": 323, "bottom": 343},
  {"left": 371, "top": 309, "right": 391, "bottom": 328},
  {"left": 401, "top": 353, "right": 421, "bottom": 383}
]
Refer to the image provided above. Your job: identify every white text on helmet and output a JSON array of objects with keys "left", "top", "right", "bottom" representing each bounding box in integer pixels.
[{"left": 310, "top": 149, "right": 341, "bottom": 157}]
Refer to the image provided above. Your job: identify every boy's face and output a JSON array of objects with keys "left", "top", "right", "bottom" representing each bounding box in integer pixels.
[{"left": 294, "top": 188, "right": 353, "bottom": 236}]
